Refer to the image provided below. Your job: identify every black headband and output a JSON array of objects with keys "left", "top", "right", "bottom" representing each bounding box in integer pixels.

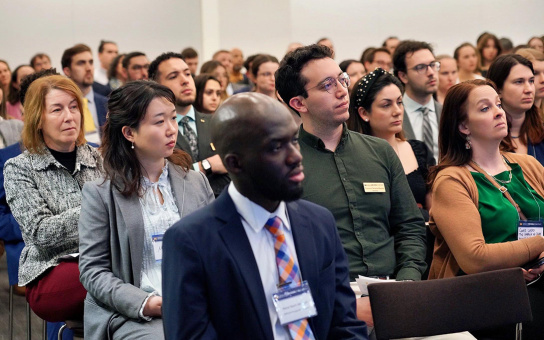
[{"left": 353, "top": 68, "right": 388, "bottom": 107}]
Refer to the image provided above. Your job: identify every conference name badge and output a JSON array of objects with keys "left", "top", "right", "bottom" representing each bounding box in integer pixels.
[
  {"left": 151, "top": 233, "right": 164, "bottom": 263},
  {"left": 363, "top": 182, "right": 386, "bottom": 193},
  {"left": 272, "top": 281, "right": 317, "bottom": 325},
  {"left": 518, "top": 220, "right": 544, "bottom": 240}
]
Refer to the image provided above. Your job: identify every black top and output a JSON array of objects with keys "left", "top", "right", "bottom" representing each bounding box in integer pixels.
[
  {"left": 48, "top": 147, "right": 77, "bottom": 174},
  {"left": 406, "top": 140, "right": 436, "bottom": 220}
]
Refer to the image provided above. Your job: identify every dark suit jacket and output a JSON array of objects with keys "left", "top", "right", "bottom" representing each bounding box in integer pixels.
[
  {"left": 94, "top": 92, "right": 108, "bottom": 135},
  {"left": 175, "top": 109, "right": 230, "bottom": 196},
  {"left": 162, "top": 191, "right": 367, "bottom": 340},
  {"left": 92, "top": 81, "right": 111, "bottom": 97},
  {"left": 402, "top": 99, "right": 442, "bottom": 140}
]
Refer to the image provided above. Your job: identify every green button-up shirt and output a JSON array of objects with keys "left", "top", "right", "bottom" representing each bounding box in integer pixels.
[{"left": 299, "top": 124, "right": 426, "bottom": 281}]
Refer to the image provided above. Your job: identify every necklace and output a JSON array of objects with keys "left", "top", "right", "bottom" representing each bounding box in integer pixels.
[
  {"left": 511, "top": 135, "right": 519, "bottom": 139},
  {"left": 472, "top": 157, "right": 512, "bottom": 184}
]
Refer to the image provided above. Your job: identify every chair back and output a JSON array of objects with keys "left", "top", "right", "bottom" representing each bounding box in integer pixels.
[{"left": 368, "top": 268, "right": 532, "bottom": 340}]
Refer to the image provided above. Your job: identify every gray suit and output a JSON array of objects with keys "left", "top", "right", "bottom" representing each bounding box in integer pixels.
[
  {"left": 78, "top": 163, "right": 214, "bottom": 340},
  {"left": 402, "top": 99, "right": 443, "bottom": 140}
]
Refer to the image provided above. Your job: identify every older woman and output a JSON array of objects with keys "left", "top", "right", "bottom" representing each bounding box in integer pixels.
[
  {"left": 78, "top": 81, "right": 214, "bottom": 339},
  {"left": 429, "top": 79, "right": 544, "bottom": 339},
  {"left": 487, "top": 54, "right": 544, "bottom": 165},
  {"left": 4, "top": 75, "right": 103, "bottom": 322}
]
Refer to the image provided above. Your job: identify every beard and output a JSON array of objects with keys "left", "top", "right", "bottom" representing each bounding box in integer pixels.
[{"left": 176, "top": 94, "right": 195, "bottom": 107}]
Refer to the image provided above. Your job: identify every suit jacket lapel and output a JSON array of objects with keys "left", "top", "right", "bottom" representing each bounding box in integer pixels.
[
  {"left": 215, "top": 193, "right": 274, "bottom": 340},
  {"left": 402, "top": 109, "right": 416, "bottom": 140},
  {"left": 112, "top": 188, "right": 145, "bottom": 287}
]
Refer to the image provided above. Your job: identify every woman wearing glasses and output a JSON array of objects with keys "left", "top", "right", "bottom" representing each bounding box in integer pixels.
[{"left": 250, "top": 54, "right": 279, "bottom": 98}]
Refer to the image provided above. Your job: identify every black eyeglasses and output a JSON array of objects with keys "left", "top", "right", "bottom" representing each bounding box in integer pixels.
[
  {"left": 410, "top": 61, "right": 440, "bottom": 74},
  {"left": 306, "top": 72, "right": 350, "bottom": 94}
]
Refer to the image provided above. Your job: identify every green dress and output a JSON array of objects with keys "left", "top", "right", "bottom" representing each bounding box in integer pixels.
[{"left": 471, "top": 162, "right": 544, "bottom": 243}]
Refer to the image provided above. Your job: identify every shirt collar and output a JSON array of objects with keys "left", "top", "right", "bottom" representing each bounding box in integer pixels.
[
  {"left": 176, "top": 105, "right": 195, "bottom": 124},
  {"left": 403, "top": 93, "right": 435, "bottom": 115},
  {"left": 85, "top": 88, "right": 95, "bottom": 104},
  {"left": 228, "top": 182, "right": 290, "bottom": 233},
  {"left": 299, "top": 122, "right": 349, "bottom": 151},
  {"left": 30, "top": 144, "right": 99, "bottom": 171}
]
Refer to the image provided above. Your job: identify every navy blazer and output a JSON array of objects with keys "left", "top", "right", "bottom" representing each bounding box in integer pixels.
[
  {"left": 94, "top": 92, "right": 108, "bottom": 134},
  {"left": 162, "top": 191, "right": 367, "bottom": 340}
]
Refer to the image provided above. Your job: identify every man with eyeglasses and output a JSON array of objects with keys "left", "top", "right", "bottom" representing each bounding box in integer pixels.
[
  {"left": 276, "top": 44, "right": 427, "bottom": 338},
  {"left": 393, "top": 40, "right": 442, "bottom": 161},
  {"left": 122, "top": 51, "right": 150, "bottom": 81}
]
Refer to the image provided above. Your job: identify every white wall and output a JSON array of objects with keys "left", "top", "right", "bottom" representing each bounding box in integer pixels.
[{"left": 1, "top": 0, "right": 542, "bottom": 71}]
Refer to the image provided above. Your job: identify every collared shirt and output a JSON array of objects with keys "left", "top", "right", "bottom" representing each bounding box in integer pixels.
[
  {"left": 298, "top": 123, "right": 426, "bottom": 281},
  {"left": 228, "top": 183, "right": 299, "bottom": 340},
  {"left": 94, "top": 66, "right": 109, "bottom": 86},
  {"left": 403, "top": 94, "right": 439, "bottom": 161},
  {"left": 84, "top": 88, "right": 101, "bottom": 145},
  {"left": 176, "top": 106, "right": 198, "bottom": 137}
]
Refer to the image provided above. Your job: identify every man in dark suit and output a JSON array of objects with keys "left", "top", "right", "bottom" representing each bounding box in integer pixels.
[
  {"left": 162, "top": 93, "right": 366, "bottom": 340},
  {"left": 149, "top": 52, "right": 230, "bottom": 196},
  {"left": 61, "top": 44, "right": 108, "bottom": 144},
  {"left": 393, "top": 40, "right": 442, "bottom": 162}
]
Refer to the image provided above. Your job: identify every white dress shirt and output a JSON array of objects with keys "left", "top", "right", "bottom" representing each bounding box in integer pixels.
[
  {"left": 403, "top": 94, "right": 439, "bottom": 161},
  {"left": 228, "top": 183, "right": 302, "bottom": 340}
]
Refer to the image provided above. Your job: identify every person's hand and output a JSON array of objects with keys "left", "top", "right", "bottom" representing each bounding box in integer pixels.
[
  {"left": 207, "top": 154, "right": 227, "bottom": 174},
  {"left": 356, "top": 296, "right": 374, "bottom": 327},
  {"left": 525, "top": 251, "right": 544, "bottom": 281},
  {"left": 143, "top": 295, "right": 162, "bottom": 317}
]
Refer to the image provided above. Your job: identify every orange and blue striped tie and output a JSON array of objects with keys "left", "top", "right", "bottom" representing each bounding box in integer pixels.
[{"left": 265, "top": 216, "right": 315, "bottom": 340}]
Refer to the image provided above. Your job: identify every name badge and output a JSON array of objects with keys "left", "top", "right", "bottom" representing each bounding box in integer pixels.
[
  {"left": 518, "top": 220, "right": 544, "bottom": 240},
  {"left": 151, "top": 234, "right": 164, "bottom": 263},
  {"left": 272, "top": 281, "right": 317, "bottom": 325},
  {"left": 363, "top": 182, "right": 386, "bottom": 193}
]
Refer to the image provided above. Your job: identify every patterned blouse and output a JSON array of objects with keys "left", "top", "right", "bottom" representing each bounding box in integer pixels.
[{"left": 4, "top": 144, "right": 103, "bottom": 285}]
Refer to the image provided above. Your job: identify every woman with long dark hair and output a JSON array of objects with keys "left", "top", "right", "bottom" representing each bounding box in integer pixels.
[
  {"left": 78, "top": 81, "right": 214, "bottom": 339},
  {"left": 193, "top": 74, "right": 222, "bottom": 114}
]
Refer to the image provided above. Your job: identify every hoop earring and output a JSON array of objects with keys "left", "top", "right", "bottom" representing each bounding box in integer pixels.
[{"left": 465, "top": 135, "right": 471, "bottom": 150}]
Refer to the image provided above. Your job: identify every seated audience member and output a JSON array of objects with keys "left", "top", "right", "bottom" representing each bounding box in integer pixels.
[
  {"left": 242, "top": 54, "right": 258, "bottom": 91},
  {"left": 200, "top": 60, "right": 230, "bottom": 102},
  {"left": 194, "top": 74, "right": 222, "bottom": 114},
  {"left": 383, "top": 36, "right": 400, "bottom": 55},
  {"left": 477, "top": 33, "right": 502, "bottom": 77},
  {"left": 276, "top": 44, "right": 426, "bottom": 336},
  {"left": 250, "top": 54, "right": 279, "bottom": 98},
  {"left": 317, "top": 37, "right": 335, "bottom": 58},
  {"left": 78, "top": 81, "right": 213, "bottom": 340},
  {"left": 230, "top": 48, "right": 247, "bottom": 84},
  {"left": 0, "top": 87, "right": 5, "bottom": 119},
  {"left": 149, "top": 53, "right": 230, "bottom": 197},
  {"left": 4, "top": 75, "right": 103, "bottom": 322},
  {"left": 0, "top": 60, "right": 11, "bottom": 93},
  {"left": 6, "top": 65, "right": 34, "bottom": 120},
  {"left": 500, "top": 37, "right": 514, "bottom": 55},
  {"left": 107, "top": 53, "right": 126, "bottom": 90},
  {"left": 435, "top": 55, "right": 458, "bottom": 105},
  {"left": 162, "top": 92, "right": 367, "bottom": 339},
  {"left": 339, "top": 59, "right": 365, "bottom": 95},
  {"left": 393, "top": 40, "right": 441, "bottom": 161},
  {"left": 487, "top": 54, "right": 544, "bottom": 165},
  {"left": 362, "top": 47, "right": 392, "bottom": 73},
  {"left": 213, "top": 50, "right": 234, "bottom": 95},
  {"left": 516, "top": 48, "right": 544, "bottom": 116},
  {"left": 30, "top": 53, "right": 52, "bottom": 72},
  {"left": 61, "top": 44, "right": 108, "bottom": 144},
  {"left": 528, "top": 36, "right": 544, "bottom": 52},
  {"left": 428, "top": 79, "right": 544, "bottom": 340},
  {"left": 94, "top": 40, "right": 118, "bottom": 86},
  {"left": 181, "top": 47, "right": 199, "bottom": 76},
  {"left": 123, "top": 51, "right": 150, "bottom": 81},
  {"left": 454, "top": 43, "right": 484, "bottom": 82},
  {"left": 348, "top": 69, "right": 435, "bottom": 221}
]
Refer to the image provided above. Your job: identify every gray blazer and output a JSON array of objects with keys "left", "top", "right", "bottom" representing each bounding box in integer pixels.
[
  {"left": 78, "top": 163, "right": 214, "bottom": 340},
  {"left": 0, "top": 119, "right": 23, "bottom": 146},
  {"left": 402, "top": 99, "right": 443, "bottom": 140}
]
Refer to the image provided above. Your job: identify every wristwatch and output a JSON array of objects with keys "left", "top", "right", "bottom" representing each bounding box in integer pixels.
[{"left": 201, "top": 159, "right": 212, "bottom": 176}]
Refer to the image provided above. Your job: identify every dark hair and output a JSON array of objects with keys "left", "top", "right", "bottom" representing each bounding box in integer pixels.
[
  {"left": 339, "top": 59, "right": 358, "bottom": 73},
  {"left": 360, "top": 47, "right": 376, "bottom": 64},
  {"left": 102, "top": 81, "right": 192, "bottom": 197},
  {"left": 61, "top": 44, "right": 92, "bottom": 69},
  {"left": 476, "top": 33, "right": 502, "bottom": 68},
  {"left": 148, "top": 52, "right": 184, "bottom": 81},
  {"left": 200, "top": 60, "right": 224, "bottom": 75},
  {"left": 363, "top": 47, "right": 391, "bottom": 64},
  {"left": 98, "top": 40, "right": 116, "bottom": 53},
  {"left": 181, "top": 47, "right": 198, "bottom": 59},
  {"left": 453, "top": 42, "right": 478, "bottom": 61},
  {"left": 275, "top": 44, "right": 333, "bottom": 113},
  {"left": 0, "top": 88, "right": 5, "bottom": 119},
  {"left": 30, "top": 53, "right": 51, "bottom": 68},
  {"left": 194, "top": 74, "right": 220, "bottom": 113},
  {"left": 7, "top": 65, "right": 33, "bottom": 105},
  {"left": 392, "top": 40, "right": 434, "bottom": 78},
  {"left": 382, "top": 37, "right": 399, "bottom": 47},
  {"left": 347, "top": 71, "right": 405, "bottom": 139},
  {"left": 487, "top": 54, "right": 544, "bottom": 146},
  {"left": 108, "top": 53, "right": 126, "bottom": 80},
  {"left": 250, "top": 54, "right": 279, "bottom": 77},
  {"left": 243, "top": 54, "right": 260, "bottom": 72},
  {"left": 19, "top": 68, "right": 60, "bottom": 106},
  {"left": 428, "top": 79, "right": 499, "bottom": 185},
  {"left": 500, "top": 37, "right": 514, "bottom": 52},
  {"left": 122, "top": 51, "right": 146, "bottom": 69}
]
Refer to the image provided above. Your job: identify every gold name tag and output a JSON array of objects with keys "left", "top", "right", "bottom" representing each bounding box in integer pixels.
[{"left": 363, "top": 182, "right": 386, "bottom": 193}]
